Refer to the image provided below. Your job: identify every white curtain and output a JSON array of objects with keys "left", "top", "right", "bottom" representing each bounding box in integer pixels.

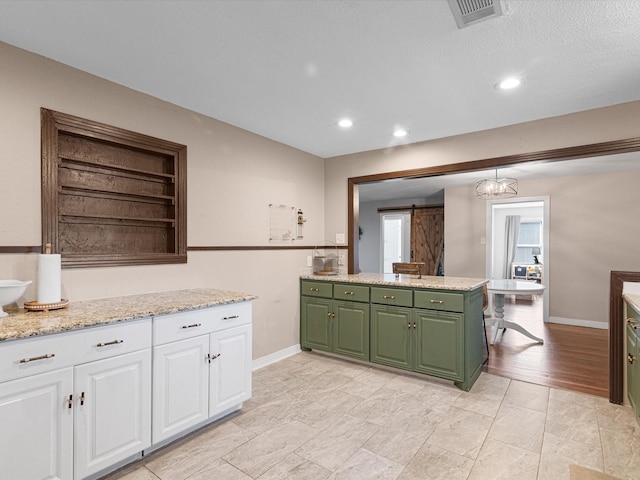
[{"left": 503, "top": 215, "right": 520, "bottom": 279}]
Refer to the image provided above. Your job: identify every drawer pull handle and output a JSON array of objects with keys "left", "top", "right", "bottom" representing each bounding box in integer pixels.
[
  {"left": 429, "top": 300, "right": 444, "bottom": 304},
  {"left": 80, "top": 392, "right": 85, "bottom": 406},
  {"left": 344, "top": 291, "right": 355, "bottom": 295},
  {"left": 96, "top": 339, "right": 124, "bottom": 347},
  {"left": 19, "top": 353, "right": 55, "bottom": 363},
  {"left": 67, "top": 394, "right": 73, "bottom": 409},
  {"left": 223, "top": 315, "right": 239, "bottom": 320},
  {"left": 383, "top": 295, "right": 396, "bottom": 299},
  {"left": 206, "top": 353, "right": 221, "bottom": 363},
  {"left": 629, "top": 353, "right": 636, "bottom": 365},
  {"left": 181, "top": 323, "right": 202, "bottom": 329},
  {"left": 309, "top": 288, "right": 320, "bottom": 292},
  {"left": 627, "top": 318, "right": 640, "bottom": 329}
]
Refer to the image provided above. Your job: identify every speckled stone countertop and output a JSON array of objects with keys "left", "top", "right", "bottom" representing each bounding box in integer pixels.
[
  {"left": 300, "top": 273, "right": 488, "bottom": 291},
  {"left": 0, "top": 288, "right": 257, "bottom": 343},
  {"left": 624, "top": 293, "right": 640, "bottom": 314}
]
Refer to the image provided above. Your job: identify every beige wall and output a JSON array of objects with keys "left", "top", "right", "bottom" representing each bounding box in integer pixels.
[
  {"left": 324, "top": 100, "right": 640, "bottom": 239},
  {"left": 324, "top": 101, "right": 640, "bottom": 328},
  {"left": 0, "top": 42, "right": 325, "bottom": 359},
  {"left": 445, "top": 170, "right": 640, "bottom": 326}
]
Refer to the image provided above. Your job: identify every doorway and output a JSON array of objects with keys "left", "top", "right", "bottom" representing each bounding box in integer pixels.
[{"left": 486, "top": 197, "right": 549, "bottom": 322}]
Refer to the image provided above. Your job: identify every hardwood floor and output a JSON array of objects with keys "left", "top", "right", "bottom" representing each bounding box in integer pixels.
[{"left": 483, "top": 294, "right": 609, "bottom": 398}]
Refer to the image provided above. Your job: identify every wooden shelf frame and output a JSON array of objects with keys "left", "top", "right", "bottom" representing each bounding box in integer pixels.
[{"left": 42, "top": 108, "right": 187, "bottom": 268}]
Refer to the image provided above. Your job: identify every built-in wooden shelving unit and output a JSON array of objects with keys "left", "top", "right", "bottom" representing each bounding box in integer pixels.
[{"left": 41, "top": 109, "right": 187, "bottom": 268}]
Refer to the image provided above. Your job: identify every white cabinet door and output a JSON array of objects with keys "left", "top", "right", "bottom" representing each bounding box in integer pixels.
[
  {"left": 74, "top": 349, "right": 151, "bottom": 480},
  {"left": 209, "top": 324, "right": 252, "bottom": 416},
  {"left": 0, "top": 367, "right": 73, "bottom": 480},
  {"left": 152, "top": 335, "right": 209, "bottom": 443}
]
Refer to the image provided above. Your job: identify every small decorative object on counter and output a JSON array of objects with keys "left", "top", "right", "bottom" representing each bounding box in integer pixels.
[
  {"left": 0, "top": 280, "right": 32, "bottom": 317},
  {"left": 312, "top": 242, "right": 338, "bottom": 275},
  {"left": 23, "top": 298, "right": 69, "bottom": 312}
]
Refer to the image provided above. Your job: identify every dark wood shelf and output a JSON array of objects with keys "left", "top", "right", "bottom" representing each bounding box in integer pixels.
[
  {"left": 42, "top": 108, "right": 187, "bottom": 268},
  {"left": 59, "top": 154, "right": 176, "bottom": 180}
]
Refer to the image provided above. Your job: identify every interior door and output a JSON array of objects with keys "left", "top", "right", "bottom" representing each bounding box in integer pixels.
[{"left": 411, "top": 207, "right": 444, "bottom": 276}]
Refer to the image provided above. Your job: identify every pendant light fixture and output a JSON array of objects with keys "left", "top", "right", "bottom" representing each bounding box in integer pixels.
[{"left": 475, "top": 169, "right": 518, "bottom": 199}]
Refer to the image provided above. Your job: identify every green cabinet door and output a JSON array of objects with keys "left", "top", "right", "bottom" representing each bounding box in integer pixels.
[
  {"left": 333, "top": 301, "right": 370, "bottom": 361},
  {"left": 628, "top": 324, "right": 639, "bottom": 415},
  {"left": 370, "top": 304, "right": 412, "bottom": 371},
  {"left": 414, "top": 309, "right": 463, "bottom": 381},
  {"left": 301, "top": 296, "right": 333, "bottom": 352}
]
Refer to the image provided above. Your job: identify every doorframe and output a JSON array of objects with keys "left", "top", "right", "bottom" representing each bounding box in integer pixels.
[
  {"left": 379, "top": 212, "right": 411, "bottom": 273},
  {"left": 347, "top": 136, "right": 640, "bottom": 405},
  {"left": 485, "top": 196, "right": 550, "bottom": 322}
]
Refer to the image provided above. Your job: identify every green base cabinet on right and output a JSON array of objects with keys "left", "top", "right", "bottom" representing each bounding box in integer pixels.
[{"left": 626, "top": 299, "right": 640, "bottom": 422}]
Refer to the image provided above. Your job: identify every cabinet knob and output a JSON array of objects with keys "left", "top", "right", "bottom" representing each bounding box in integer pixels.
[{"left": 629, "top": 353, "right": 636, "bottom": 365}]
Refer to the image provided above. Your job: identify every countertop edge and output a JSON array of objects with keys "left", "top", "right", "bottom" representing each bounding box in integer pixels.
[
  {"left": 0, "top": 288, "right": 258, "bottom": 343},
  {"left": 299, "top": 273, "right": 488, "bottom": 292}
]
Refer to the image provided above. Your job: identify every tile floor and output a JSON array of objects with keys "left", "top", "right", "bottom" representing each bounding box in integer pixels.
[{"left": 104, "top": 352, "right": 640, "bottom": 480}]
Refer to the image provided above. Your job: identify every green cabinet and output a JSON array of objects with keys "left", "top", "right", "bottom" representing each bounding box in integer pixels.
[
  {"left": 370, "top": 288, "right": 464, "bottom": 382},
  {"left": 414, "top": 309, "right": 463, "bottom": 380},
  {"left": 300, "top": 278, "right": 484, "bottom": 391},
  {"left": 370, "top": 304, "right": 413, "bottom": 370},
  {"left": 626, "top": 300, "right": 640, "bottom": 420},
  {"left": 301, "top": 281, "right": 370, "bottom": 361}
]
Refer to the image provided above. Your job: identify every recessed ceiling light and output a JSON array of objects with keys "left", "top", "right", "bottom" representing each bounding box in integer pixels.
[
  {"left": 496, "top": 77, "right": 525, "bottom": 90},
  {"left": 393, "top": 128, "right": 409, "bottom": 138},
  {"left": 338, "top": 118, "right": 353, "bottom": 128}
]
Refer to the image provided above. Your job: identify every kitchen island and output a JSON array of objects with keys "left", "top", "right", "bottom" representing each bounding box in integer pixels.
[
  {"left": 0, "top": 288, "right": 256, "bottom": 480},
  {"left": 300, "top": 273, "right": 487, "bottom": 391}
]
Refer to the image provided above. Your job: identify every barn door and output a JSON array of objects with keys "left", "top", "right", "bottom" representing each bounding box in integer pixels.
[{"left": 411, "top": 207, "right": 444, "bottom": 276}]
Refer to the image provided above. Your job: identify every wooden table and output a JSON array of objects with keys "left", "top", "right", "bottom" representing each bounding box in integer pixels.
[{"left": 486, "top": 279, "right": 546, "bottom": 344}]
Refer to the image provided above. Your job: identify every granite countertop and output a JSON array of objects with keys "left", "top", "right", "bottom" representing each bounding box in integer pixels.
[
  {"left": 300, "top": 273, "right": 488, "bottom": 292},
  {"left": 0, "top": 288, "right": 257, "bottom": 343},
  {"left": 624, "top": 293, "right": 640, "bottom": 314}
]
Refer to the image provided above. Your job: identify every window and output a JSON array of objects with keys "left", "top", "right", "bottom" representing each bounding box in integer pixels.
[
  {"left": 380, "top": 213, "right": 410, "bottom": 273},
  {"left": 514, "top": 221, "right": 542, "bottom": 264}
]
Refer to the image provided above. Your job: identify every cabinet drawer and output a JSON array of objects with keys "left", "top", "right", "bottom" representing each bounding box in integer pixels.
[
  {"left": 414, "top": 290, "right": 464, "bottom": 312},
  {"left": 153, "top": 302, "right": 252, "bottom": 346},
  {"left": 370, "top": 287, "right": 413, "bottom": 307},
  {"left": 301, "top": 281, "right": 333, "bottom": 299},
  {"left": 627, "top": 300, "right": 640, "bottom": 326},
  {"left": 0, "top": 318, "right": 151, "bottom": 383},
  {"left": 334, "top": 284, "right": 369, "bottom": 302}
]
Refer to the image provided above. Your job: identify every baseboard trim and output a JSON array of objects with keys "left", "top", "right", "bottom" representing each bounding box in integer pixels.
[
  {"left": 253, "top": 344, "right": 301, "bottom": 371},
  {"left": 548, "top": 316, "right": 608, "bottom": 330}
]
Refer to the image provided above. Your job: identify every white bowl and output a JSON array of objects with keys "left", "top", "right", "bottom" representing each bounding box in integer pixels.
[{"left": 0, "top": 280, "right": 32, "bottom": 317}]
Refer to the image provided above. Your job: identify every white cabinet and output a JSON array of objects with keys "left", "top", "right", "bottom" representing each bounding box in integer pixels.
[
  {"left": 0, "top": 298, "right": 253, "bottom": 478},
  {"left": 152, "top": 336, "right": 210, "bottom": 442},
  {"left": 152, "top": 302, "right": 252, "bottom": 444},
  {"left": 209, "top": 324, "right": 252, "bottom": 415},
  {"left": 0, "top": 367, "right": 73, "bottom": 480},
  {"left": 74, "top": 350, "right": 151, "bottom": 480},
  {"left": 0, "top": 318, "right": 152, "bottom": 480}
]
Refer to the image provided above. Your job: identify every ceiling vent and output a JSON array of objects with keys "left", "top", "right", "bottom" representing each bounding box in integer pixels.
[{"left": 447, "top": 0, "right": 503, "bottom": 28}]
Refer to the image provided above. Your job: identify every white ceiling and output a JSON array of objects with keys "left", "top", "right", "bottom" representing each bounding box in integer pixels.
[{"left": 1, "top": 0, "right": 639, "bottom": 160}]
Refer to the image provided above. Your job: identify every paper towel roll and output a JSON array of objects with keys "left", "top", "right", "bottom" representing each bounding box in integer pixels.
[{"left": 38, "top": 253, "right": 61, "bottom": 304}]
